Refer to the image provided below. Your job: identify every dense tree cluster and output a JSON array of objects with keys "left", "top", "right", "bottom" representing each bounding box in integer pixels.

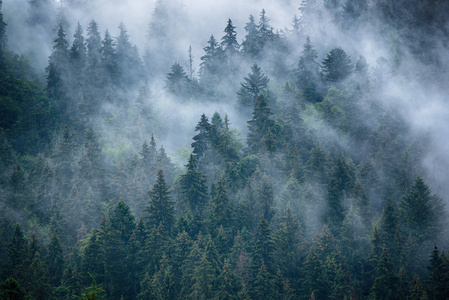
[{"left": 1, "top": 0, "right": 449, "bottom": 299}]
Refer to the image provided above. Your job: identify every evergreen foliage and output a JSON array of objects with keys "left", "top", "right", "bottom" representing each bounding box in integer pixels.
[{"left": 0, "top": 3, "right": 448, "bottom": 299}]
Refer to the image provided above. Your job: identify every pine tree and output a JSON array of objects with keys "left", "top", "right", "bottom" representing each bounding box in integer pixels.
[
  {"left": 199, "top": 35, "right": 224, "bottom": 89},
  {"left": 103, "top": 200, "right": 136, "bottom": 299},
  {"left": 217, "top": 259, "right": 240, "bottom": 300},
  {"left": 209, "top": 177, "right": 233, "bottom": 232},
  {"left": 46, "top": 23, "right": 69, "bottom": 103},
  {"left": 296, "top": 37, "right": 320, "bottom": 102},
  {"left": 252, "top": 260, "right": 275, "bottom": 299},
  {"left": 86, "top": 19, "right": 102, "bottom": 71},
  {"left": 192, "top": 114, "right": 212, "bottom": 159},
  {"left": 166, "top": 62, "right": 190, "bottom": 97},
  {"left": 371, "top": 247, "right": 400, "bottom": 300},
  {"left": 179, "top": 154, "right": 208, "bottom": 215},
  {"left": 115, "top": 22, "right": 142, "bottom": 87},
  {"left": 275, "top": 207, "right": 304, "bottom": 287},
  {"left": 0, "top": 277, "right": 28, "bottom": 300},
  {"left": 241, "top": 15, "right": 259, "bottom": 57},
  {"left": 247, "top": 94, "right": 275, "bottom": 154},
  {"left": 100, "top": 29, "right": 117, "bottom": 84},
  {"left": 69, "top": 22, "right": 87, "bottom": 80},
  {"left": 82, "top": 229, "right": 104, "bottom": 285},
  {"left": 325, "top": 156, "right": 353, "bottom": 234},
  {"left": 252, "top": 215, "right": 275, "bottom": 275},
  {"left": 46, "top": 233, "right": 64, "bottom": 286},
  {"left": 400, "top": 176, "right": 444, "bottom": 244},
  {"left": 155, "top": 145, "right": 176, "bottom": 185},
  {"left": 7, "top": 224, "right": 28, "bottom": 280},
  {"left": 27, "top": 253, "right": 52, "bottom": 300},
  {"left": 256, "top": 9, "right": 275, "bottom": 50},
  {"left": 148, "top": 254, "right": 174, "bottom": 299},
  {"left": 221, "top": 19, "right": 239, "bottom": 57},
  {"left": 427, "top": 245, "right": 449, "bottom": 299},
  {"left": 321, "top": 47, "right": 352, "bottom": 83},
  {"left": 8, "top": 163, "right": 28, "bottom": 210},
  {"left": 237, "top": 64, "right": 269, "bottom": 110},
  {"left": 146, "top": 169, "right": 175, "bottom": 234}
]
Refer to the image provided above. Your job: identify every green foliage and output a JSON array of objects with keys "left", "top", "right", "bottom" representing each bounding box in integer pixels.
[
  {"left": 146, "top": 169, "right": 175, "bottom": 234},
  {"left": 0, "top": 277, "right": 28, "bottom": 300},
  {"left": 237, "top": 64, "right": 269, "bottom": 110},
  {"left": 321, "top": 48, "right": 352, "bottom": 83}
]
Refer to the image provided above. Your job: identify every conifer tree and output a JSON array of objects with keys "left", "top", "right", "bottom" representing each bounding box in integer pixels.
[
  {"left": 252, "top": 260, "right": 275, "bottom": 299},
  {"left": 115, "top": 22, "right": 142, "bottom": 87},
  {"left": 297, "top": 37, "right": 320, "bottom": 102},
  {"left": 247, "top": 94, "right": 274, "bottom": 154},
  {"left": 7, "top": 224, "right": 28, "bottom": 280},
  {"left": 192, "top": 114, "right": 212, "bottom": 159},
  {"left": 325, "top": 156, "right": 353, "bottom": 234},
  {"left": 82, "top": 229, "right": 104, "bottom": 285},
  {"left": 166, "top": 62, "right": 190, "bottom": 97},
  {"left": 103, "top": 200, "right": 136, "bottom": 299},
  {"left": 241, "top": 15, "right": 259, "bottom": 57},
  {"left": 237, "top": 64, "right": 269, "bottom": 110},
  {"left": 209, "top": 177, "right": 233, "bottom": 232},
  {"left": 69, "top": 22, "right": 87, "bottom": 78},
  {"left": 199, "top": 35, "right": 224, "bottom": 90},
  {"left": 179, "top": 154, "right": 208, "bottom": 215},
  {"left": 256, "top": 9, "right": 275, "bottom": 50},
  {"left": 46, "top": 233, "right": 64, "bottom": 286},
  {"left": 100, "top": 29, "right": 117, "bottom": 84},
  {"left": 371, "top": 247, "right": 400, "bottom": 300},
  {"left": 252, "top": 215, "right": 275, "bottom": 275},
  {"left": 146, "top": 169, "right": 175, "bottom": 234},
  {"left": 400, "top": 176, "right": 444, "bottom": 244},
  {"left": 46, "top": 23, "right": 69, "bottom": 103},
  {"left": 0, "top": 277, "right": 28, "bottom": 300},
  {"left": 221, "top": 19, "right": 239, "bottom": 57},
  {"left": 155, "top": 145, "right": 176, "bottom": 185},
  {"left": 86, "top": 20, "right": 102, "bottom": 71},
  {"left": 321, "top": 47, "right": 352, "bottom": 83}
]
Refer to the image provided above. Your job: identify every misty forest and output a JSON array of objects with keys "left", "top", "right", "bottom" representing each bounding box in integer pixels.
[{"left": 1, "top": 0, "right": 449, "bottom": 299}]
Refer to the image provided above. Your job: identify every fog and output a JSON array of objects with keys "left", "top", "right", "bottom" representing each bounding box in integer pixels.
[{"left": 2, "top": 0, "right": 449, "bottom": 235}]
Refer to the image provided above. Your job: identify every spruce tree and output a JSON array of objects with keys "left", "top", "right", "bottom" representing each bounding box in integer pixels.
[
  {"left": 400, "top": 176, "right": 444, "bottom": 244},
  {"left": 146, "top": 169, "right": 175, "bottom": 234},
  {"left": 297, "top": 37, "right": 320, "bottom": 102},
  {"left": 221, "top": 19, "right": 239, "bottom": 56},
  {"left": 241, "top": 15, "right": 259, "bottom": 57},
  {"left": 321, "top": 47, "right": 352, "bottom": 83},
  {"left": 46, "top": 233, "right": 64, "bottom": 286},
  {"left": 179, "top": 154, "right": 208, "bottom": 215},
  {"left": 46, "top": 23, "right": 69, "bottom": 103},
  {"left": 247, "top": 94, "right": 274, "bottom": 154},
  {"left": 237, "top": 64, "right": 269, "bottom": 110},
  {"left": 371, "top": 247, "right": 400, "bottom": 300},
  {"left": 191, "top": 114, "right": 212, "bottom": 159},
  {"left": 166, "top": 62, "right": 190, "bottom": 97}
]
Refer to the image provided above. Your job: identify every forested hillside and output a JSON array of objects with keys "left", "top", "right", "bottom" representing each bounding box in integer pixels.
[{"left": 1, "top": 0, "right": 449, "bottom": 299}]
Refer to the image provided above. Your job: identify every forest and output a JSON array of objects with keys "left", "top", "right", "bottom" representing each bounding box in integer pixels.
[{"left": 1, "top": 0, "right": 449, "bottom": 299}]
